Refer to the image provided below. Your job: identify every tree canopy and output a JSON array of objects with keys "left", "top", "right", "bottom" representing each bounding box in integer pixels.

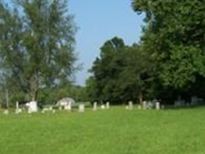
[
  {"left": 0, "top": 0, "right": 77, "bottom": 105},
  {"left": 87, "top": 37, "right": 154, "bottom": 104},
  {"left": 87, "top": 0, "right": 205, "bottom": 104}
]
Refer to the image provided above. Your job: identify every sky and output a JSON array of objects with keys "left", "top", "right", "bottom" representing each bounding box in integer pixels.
[{"left": 69, "top": 0, "right": 144, "bottom": 85}]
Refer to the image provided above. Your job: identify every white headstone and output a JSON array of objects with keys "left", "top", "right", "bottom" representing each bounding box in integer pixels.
[
  {"left": 3, "top": 110, "right": 9, "bottom": 115},
  {"left": 16, "top": 101, "right": 19, "bottom": 110},
  {"left": 41, "top": 106, "right": 53, "bottom": 113},
  {"left": 26, "top": 101, "right": 38, "bottom": 113},
  {"left": 142, "top": 101, "right": 147, "bottom": 109},
  {"left": 156, "top": 102, "right": 160, "bottom": 110},
  {"left": 93, "top": 102, "right": 97, "bottom": 111},
  {"left": 15, "top": 109, "right": 22, "bottom": 114},
  {"left": 128, "top": 101, "right": 133, "bottom": 110},
  {"left": 101, "top": 104, "right": 105, "bottom": 110},
  {"left": 52, "top": 109, "right": 56, "bottom": 113},
  {"left": 64, "top": 104, "right": 71, "bottom": 111},
  {"left": 79, "top": 104, "right": 85, "bottom": 112},
  {"left": 138, "top": 105, "right": 142, "bottom": 110},
  {"left": 15, "top": 101, "right": 22, "bottom": 114},
  {"left": 16, "top": 101, "right": 19, "bottom": 113},
  {"left": 56, "top": 97, "right": 75, "bottom": 110},
  {"left": 147, "top": 101, "right": 153, "bottom": 109},
  {"left": 106, "top": 102, "right": 110, "bottom": 109}
]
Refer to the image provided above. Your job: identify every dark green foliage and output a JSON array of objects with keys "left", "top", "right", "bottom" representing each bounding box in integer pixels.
[
  {"left": 38, "top": 84, "right": 88, "bottom": 105},
  {"left": 131, "top": 0, "right": 205, "bottom": 103},
  {"left": 87, "top": 37, "right": 154, "bottom": 104},
  {"left": 88, "top": 0, "right": 205, "bottom": 104}
]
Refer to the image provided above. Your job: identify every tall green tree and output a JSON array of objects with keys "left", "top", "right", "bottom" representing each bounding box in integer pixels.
[
  {"left": 0, "top": 2, "right": 26, "bottom": 105},
  {"left": 89, "top": 37, "right": 126, "bottom": 103},
  {"left": 87, "top": 37, "right": 154, "bottom": 104},
  {"left": 117, "top": 45, "right": 155, "bottom": 104},
  {"left": 132, "top": 0, "right": 205, "bottom": 101},
  {"left": 0, "top": 0, "right": 76, "bottom": 102}
]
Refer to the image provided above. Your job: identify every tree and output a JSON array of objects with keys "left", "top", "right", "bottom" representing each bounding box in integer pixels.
[
  {"left": 117, "top": 45, "right": 155, "bottom": 104},
  {"left": 87, "top": 37, "right": 154, "bottom": 104},
  {"left": 0, "top": 0, "right": 76, "bottom": 103},
  {"left": 0, "top": 2, "right": 26, "bottom": 106},
  {"left": 132, "top": 0, "right": 205, "bottom": 102},
  {"left": 88, "top": 37, "right": 127, "bottom": 103}
]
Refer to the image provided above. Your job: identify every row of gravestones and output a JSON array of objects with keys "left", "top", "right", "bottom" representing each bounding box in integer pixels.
[
  {"left": 57, "top": 101, "right": 110, "bottom": 112},
  {"left": 1, "top": 101, "right": 110, "bottom": 115},
  {"left": 174, "top": 96, "right": 204, "bottom": 107},
  {"left": 5, "top": 96, "right": 203, "bottom": 114},
  {"left": 92, "top": 102, "right": 110, "bottom": 111},
  {"left": 125, "top": 101, "right": 161, "bottom": 110},
  {"left": 1, "top": 100, "right": 161, "bottom": 115}
]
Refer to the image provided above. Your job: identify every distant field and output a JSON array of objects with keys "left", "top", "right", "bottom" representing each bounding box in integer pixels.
[{"left": 0, "top": 107, "right": 204, "bottom": 154}]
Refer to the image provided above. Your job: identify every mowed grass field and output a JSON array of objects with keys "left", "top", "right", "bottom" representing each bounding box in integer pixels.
[{"left": 0, "top": 107, "right": 204, "bottom": 154}]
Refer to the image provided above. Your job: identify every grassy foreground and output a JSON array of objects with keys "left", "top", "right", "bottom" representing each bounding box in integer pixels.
[{"left": 0, "top": 107, "right": 204, "bottom": 154}]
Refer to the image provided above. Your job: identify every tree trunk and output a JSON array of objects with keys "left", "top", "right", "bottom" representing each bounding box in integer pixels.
[
  {"left": 31, "top": 90, "right": 38, "bottom": 101},
  {"left": 30, "top": 75, "right": 39, "bottom": 101},
  {"left": 5, "top": 89, "right": 9, "bottom": 109}
]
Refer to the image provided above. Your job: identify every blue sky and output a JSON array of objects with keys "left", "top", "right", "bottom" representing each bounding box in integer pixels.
[{"left": 69, "top": 0, "right": 144, "bottom": 85}]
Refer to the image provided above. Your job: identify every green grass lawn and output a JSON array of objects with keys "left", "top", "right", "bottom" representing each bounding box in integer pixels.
[{"left": 0, "top": 107, "right": 204, "bottom": 154}]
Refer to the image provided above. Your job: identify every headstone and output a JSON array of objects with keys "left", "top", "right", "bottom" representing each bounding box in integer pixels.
[
  {"left": 128, "top": 101, "right": 133, "bottom": 110},
  {"left": 15, "top": 109, "right": 22, "bottom": 114},
  {"left": 155, "top": 102, "right": 160, "bottom": 110},
  {"left": 3, "top": 110, "right": 9, "bottom": 115},
  {"left": 93, "top": 102, "right": 97, "bottom": 111},
  {"left": 16, "top": 101, "right": 19, "bottom": 110},
  {"left": 106, "top": 102, "right": 110, "bottom": 109},
  {"left": 15, "top": 101, "right": 22, "bottom": 114},
  {"left": 56, "top": 97, "right": 75, "bottom": 110},
  {"left": 101, "top": 104, "right": 105, "bottom": 110},
  {"left": 137, "top": 105, "right": 142, "bottom": 110},
  {"left": 41, "top": 106, "right": 53, "bottom": 113},
  {"left": 64, "top": 104, "right": 71, "bottom": 111},
  {"left": 191, "top": 96, "right": 198, "bottom": 105},
  {"left": 147, "top": 101, "right": 153, "bottom": 109},
  {"left": 52, "top": 109, "right": 56, "bottom": 113},
  {"left": 79, "top": 104, "right": 85, "bottom": 112},
  {"left": 26, "top": 101, "right": 38, "bottom": 113},
  {"left": 15, "top": 101, "right": 19, "bottom": 113},
  {"left": 174, "top": 96, "right": 185, "bottom": 107},
  {"left": 142, "top": 101, "right": 147, "bottom": 109}
]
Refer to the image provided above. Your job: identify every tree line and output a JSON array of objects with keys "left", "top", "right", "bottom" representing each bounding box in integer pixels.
[
  {"left": 86, "top": 0, "right": 205, "bottom": 105},
  {"left": 1, "top": 0, "right": 205, "bottom": 106}
]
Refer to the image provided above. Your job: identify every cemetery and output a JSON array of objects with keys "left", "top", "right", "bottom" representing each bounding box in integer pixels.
[
  {"left": 0, "top": 97, "right": 204, "bottom": 154},
  {"left": 0, "top": 104, "right": 204, "bottom": 154},
  {"left": 1, "top": 0, "right": 205, "bottom": 153}
]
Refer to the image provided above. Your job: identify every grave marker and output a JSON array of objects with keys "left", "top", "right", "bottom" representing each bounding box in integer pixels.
[
  {"left": 106, "top": 102, "right": 110, "bottom": 109},
  {"left": 156, "top": 102, "right": 160, "bottom": 110},
  {"left": 128, "top": 101, "right": 133, "bottom": 110},
  {"left": 79, "top": 104, "right": 85, "bottom": 112},
  {"left": 93, "top": 102, "right": 97, "bottom": 111}
]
